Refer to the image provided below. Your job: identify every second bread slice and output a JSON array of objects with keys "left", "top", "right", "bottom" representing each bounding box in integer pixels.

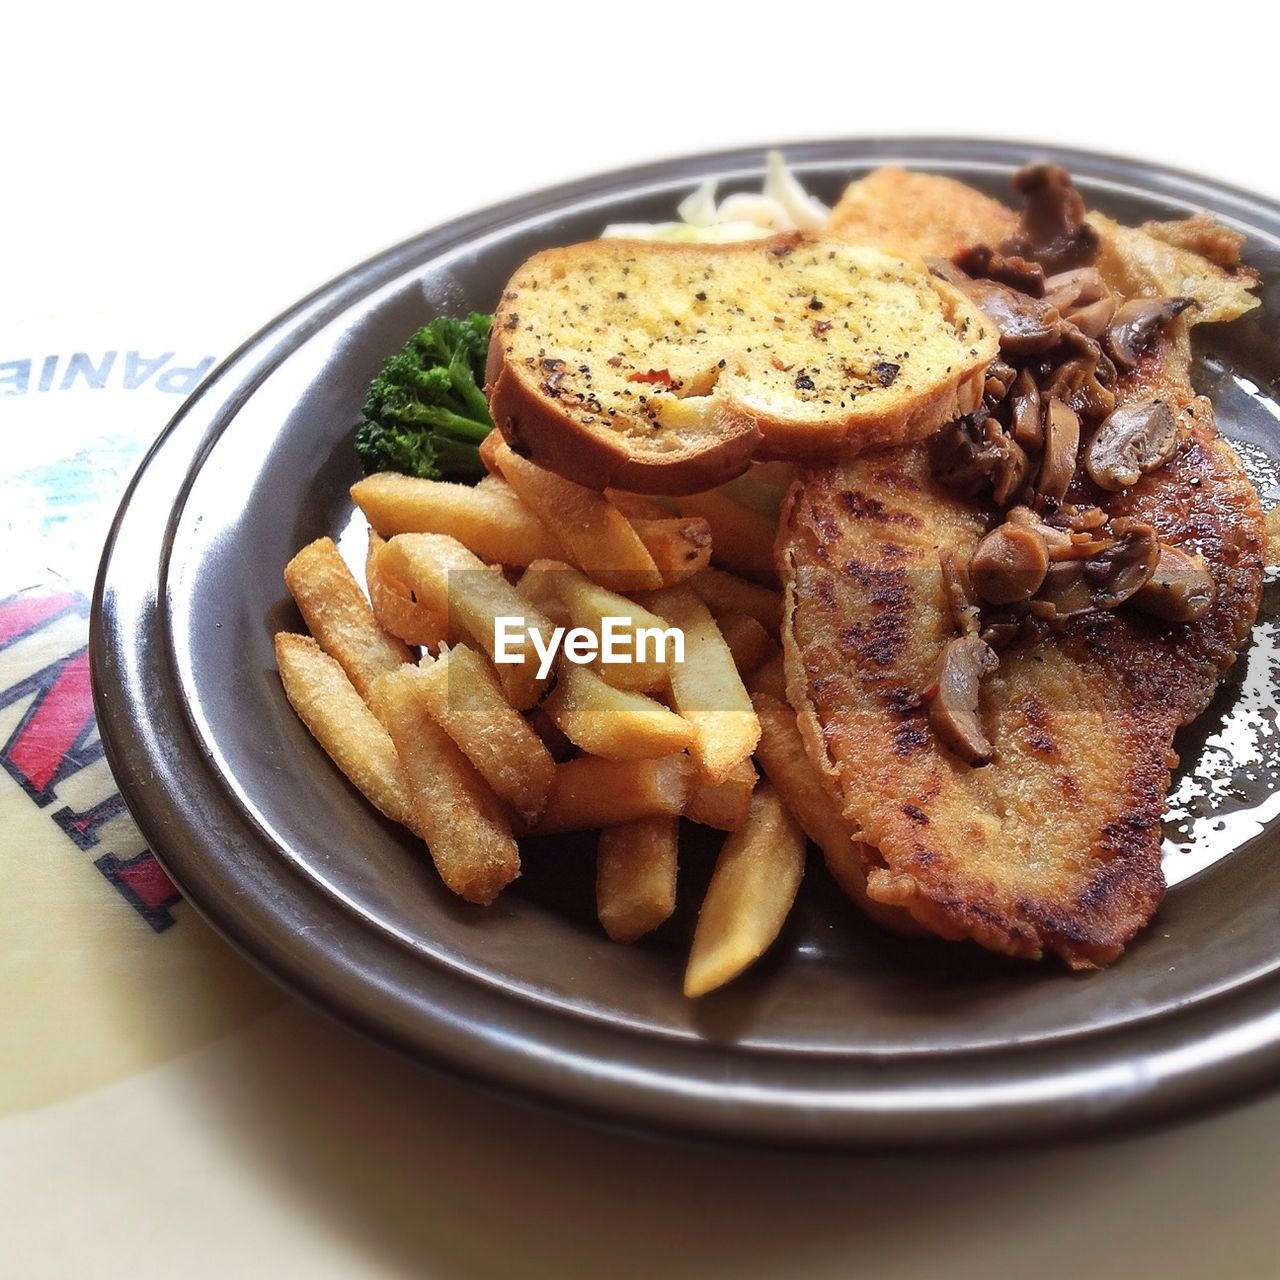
[{"left": 486, "top": 232, "right": 997, "bottom": 494}]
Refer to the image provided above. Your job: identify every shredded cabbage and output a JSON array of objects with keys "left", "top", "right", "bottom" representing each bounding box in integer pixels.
[
  {"left": 762, "top": 149, "right": 830, "bottom": 231},
  {"left": 602, "top": 151, "right": 830, "bottom": 243},
  {"left": 676, "top": 179, "right": 719, "bottom": 228}
]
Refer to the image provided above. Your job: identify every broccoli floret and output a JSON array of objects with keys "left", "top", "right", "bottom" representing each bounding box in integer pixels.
[{"left": 354, "top": 311, "right": 493, "bottom": 480}]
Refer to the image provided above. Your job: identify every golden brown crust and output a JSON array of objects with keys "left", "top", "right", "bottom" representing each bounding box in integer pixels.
[
  {"left": 827, "top": 167, "right": 1019, "bottom": 260},
  {"left": 1088, "top": 212, "right": 1260, "bottom": 327},
  {"left": 1140, "top": 212, "right": 1249, "bottom": 269},
  {"left": 779, "top": 393, "right": 1263, "bottom": 967},
  {"left": 486, "top": 343, "right": 761, "bottom": 494},
  {"left": 781, "top": 168, "right": 1265, "bottom": 968},
  {"left": 750, "top": 358, "right": 990, "bottom": 462}
]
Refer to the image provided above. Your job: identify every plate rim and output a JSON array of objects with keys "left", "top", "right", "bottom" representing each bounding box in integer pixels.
[{"left": 91, "top": 136, "right": 1280, "bottom": 1149}]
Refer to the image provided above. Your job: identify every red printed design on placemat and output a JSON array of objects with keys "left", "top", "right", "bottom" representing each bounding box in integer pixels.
[
  {"left": 3, "top": 648, "right": 96, "bottom": 801},
  {"left": 0, "top": 589, "right": 80, "bottom": 649},
  {"left": 0, "top": 586, "right": 180, "bottom": 931}
]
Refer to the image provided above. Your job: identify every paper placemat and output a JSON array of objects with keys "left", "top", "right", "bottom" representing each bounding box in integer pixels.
[{"left": 1, "top": 313, "right": 282, "bottom": 1118}]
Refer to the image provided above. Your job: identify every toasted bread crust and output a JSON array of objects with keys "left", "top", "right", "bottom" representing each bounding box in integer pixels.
[
  {"left": 751, "top": 358, "right": 989, "bottom": 461},
  {"left": 487, "top": 233, "right": 997, "bottom": 494},
  {"left": 486, "top": 342, "right": 760, "bottom": 494}
]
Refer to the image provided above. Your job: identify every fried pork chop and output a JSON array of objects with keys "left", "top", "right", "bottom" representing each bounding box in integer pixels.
[{"left": 780, "top": 171, "right": 1264, "bottom": 966}]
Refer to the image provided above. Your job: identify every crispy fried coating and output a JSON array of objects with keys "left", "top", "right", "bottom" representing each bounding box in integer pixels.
[
  {"left": 827, "top": 167, "right": 1019, "bottom": 261},
  {"left": 783, "top": 172, "right": 1265, "bottom": 966}
]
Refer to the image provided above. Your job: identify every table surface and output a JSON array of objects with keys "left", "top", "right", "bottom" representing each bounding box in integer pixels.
[{"left": 5, "top": 6, "right": 1280, "bottom": 1277}]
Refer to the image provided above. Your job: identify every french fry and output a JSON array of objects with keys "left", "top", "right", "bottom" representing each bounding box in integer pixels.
[
  {"left": 379, "top": 533, "right": 553, "bottom": 709},
  {"left": 378, "top": 666, "right": 519, "bottom": 905},
  {"left": 752, "top": 692, "right": 921, "bottom": 934},
  {"left": 596, "top": 817, "right": 678, "bottom": 943},
  {"left": 606, "top": 490, "right": 670, "bottom": 520},
  {"left": 715, "top": 612, "right": 775, "bottom": 678},
  {"left": 743, "top": 459, "right": 795, "bottom": 488},
  {"left": 688, "top": 566, "right": 783, "bottom": 634},
  {"left": 641, "top": 586, "right": 760, "bottom": 784},
  {"left": 275, "top": 633, "right": 417, "bottom": 833},
  {"left": 350, "top": 473, "right": 563, "bottom": 566},
  {"left": 745, "top": 650, "right": 788, "bottom": 701},
  {"left": 366, "top": 530, "right": 447, "bottom": 650},
  {"left": 525, "top": 705, "right": 577, "bottom": 761},
  {"left": 683, "top": 782, "right": 805, "bottom": 997},
  {"left": 544, "top": 663, "right": 694, "bottom": 760},
  {"left": 631, "top": 516, "right": 713, "bottom": 585},
  {"left": 716, "top": 461, "right": 794, "bottom": 521},
  {"left": 552, "top": 564, "right": 676, "bottom": 693},
  {"left": 533, "top": 754, "right": 694, "bottom": 835},
  {"left": 415, "top": 645, "right": 555, "bottom": 829},
  {"left": 283, "top": 537, "right": 412, "bottom": 700},
  {"left": 752, "top": 692, "right": 854, "bottom": 861},
  {"left": 516, "top": 560, "right": 574, "bottom": 630},
  {"left": 676, "top": 489, "right": 779, "bottom": 585},
  {"left": 685, "top": 757, "right": 756, "bottom": 832},
  {"left": 488, "top": 440, "right": 664, "bottom": 592},
  {"left": 478, "top": 428, "right": 504, "bottom": 475}
]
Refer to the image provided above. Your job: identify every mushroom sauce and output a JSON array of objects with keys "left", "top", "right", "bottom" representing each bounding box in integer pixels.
[{"left": 920, "top": 165, "right": 1248, "bottom": 762}]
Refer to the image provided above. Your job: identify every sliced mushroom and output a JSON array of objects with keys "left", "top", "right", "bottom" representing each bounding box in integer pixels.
[
  {"left": 992, "top": 254, "right": 1047, "bottom": 297},
  {"left": 1040, "top": 352, "right": 1116, "bottom": 421},
  {"left": 926, "top": 256, "right": 970, "bottom": 288},
  {"left": 1007, "top": 504, "right": 1076, "bottom": 555},
  {"left": 1030, "top": 559, "right": 1097, "bottom": 620},
  {"left": 1037, "top": 398, "right": 1081, "bottom": 503},
  {"left": 1052, "top": 320, "right": 1117, "bottom": 405},
  {"left": 1083, "top": 399, "right": 1179, "bottom": 491},
  {"left": 939, "top": 550, "right": 980, "bottom": 636},
  {"left": 1009, "top": 369, "right": 1043, "bottom": 449},
  {"left": 979, "top": 609, "right": 1028, "bottom": 651},
  {"left": 990, "top": 427, "right": 1031, "bottom": 507},
  {"left": 1081, "top": 519, "right": 1159, "bottom": 599},
  {"left": 1105, "top": 296, "right": 1194, "bottom": 371},
  {"left": 1047, "top": 503, "right": 1109, "bottom": 533},
  {"left": 1001, "top": 164, "right": 1100, "bottom": 274},
  {"left": 960, "top": 279, "right": 1062, "bottom": 356},
  {"left": 1062, "top": 295, "right": 1117, "bottom": 340},
  {"left": 932, "top": 415, "right": 1029, "bottom": 506},
  {"left": 984, "top": 359, "right": 1018, "bottom": 408},
  {"left": 955, "top": 244, "right": 1047, "bottom": 296},
  {"left": 1043, "top": 267, "right": 1110, "bottom": 311},
  {"left": 1030, "top": 518, "right": 1160, "bottom": 620},
  {"left": 930, "top": 417, "right": 993, "bottom": 497},
  {"left": 970, "top": 523, "right": 1050, "bottom": 606},
  {"left": 1043, "top": 268, "right": 1117, "bottom": 339},
  {"left": 1047, "top": 535, "right": 1108, "bottom": 563},
  {"left": 925, "top": 634, "right": 999, "bottom": 765},
  {"left": 1132, "top": 544, "right": 1215, "bottom": 622}
]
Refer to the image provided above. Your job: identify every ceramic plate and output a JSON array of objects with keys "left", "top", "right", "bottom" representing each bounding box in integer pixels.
[{"left": 92, "top": 140, "right": 1280, "bottom": 1148}]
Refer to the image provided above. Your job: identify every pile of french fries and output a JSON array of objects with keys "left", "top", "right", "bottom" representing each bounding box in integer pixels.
[{"left": 276, "top": 437, "right": 867, "bottom": 997}]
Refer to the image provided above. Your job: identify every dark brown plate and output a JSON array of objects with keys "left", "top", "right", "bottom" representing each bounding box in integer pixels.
[{"left": 91, "top": 140, "right": 1280, "bottom": 1148}]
